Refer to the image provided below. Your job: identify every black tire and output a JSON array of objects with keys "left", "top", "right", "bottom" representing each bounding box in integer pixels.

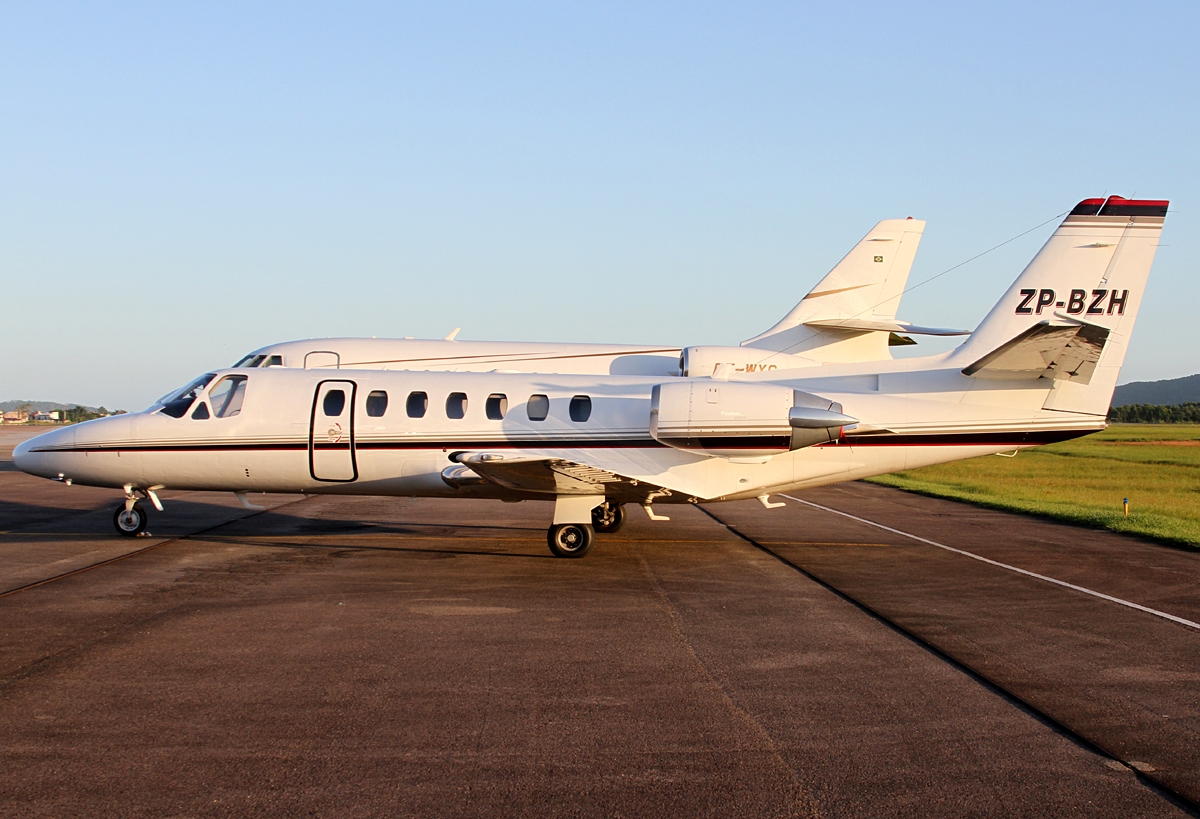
[
  {"left": 113, "top": 502, "right": 148, "bottom": 537},
  {"left": 592, "top": 502, "right": 626, "bottom": 534},
  {"left": 547, "top": 523, "right": 595, "bottom": 558}
]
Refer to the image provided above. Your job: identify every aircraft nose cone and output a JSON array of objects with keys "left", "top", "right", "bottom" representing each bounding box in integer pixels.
[
  {"left": 12, "top": 435, "right": 41, "bottom": 475},
  {"left": 12, "top": 427, "right": 72, "bottom": 479}
]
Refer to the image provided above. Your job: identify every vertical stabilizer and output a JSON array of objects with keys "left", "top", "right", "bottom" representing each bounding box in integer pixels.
[
  {"left": 954, "top": 197, "right": 1168, "bottom": 416},
  {"left": 742, "top": 218, "right": 926, "bottom": 361}
]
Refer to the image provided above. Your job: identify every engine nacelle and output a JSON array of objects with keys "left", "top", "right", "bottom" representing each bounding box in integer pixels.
[
  {"left": 679, "top": 346, "right": 820, "bottom": 377},
  {"left": 649, "top": 381, "right": 854, "bottom": 457}
]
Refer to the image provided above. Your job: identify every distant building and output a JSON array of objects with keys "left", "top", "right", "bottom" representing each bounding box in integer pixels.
[{"left": 2, "top": 410, "right": 28, "bottom": 424}]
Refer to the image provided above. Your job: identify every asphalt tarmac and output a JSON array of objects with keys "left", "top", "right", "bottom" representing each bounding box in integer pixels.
[{"left": 1, "top": 426, "right": 1197, "bottom": 818}]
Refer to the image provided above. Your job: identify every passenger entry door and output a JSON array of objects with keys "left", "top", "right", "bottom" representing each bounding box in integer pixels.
[{"left": 310, "top": 381, "right": 357, "bottom": 481}]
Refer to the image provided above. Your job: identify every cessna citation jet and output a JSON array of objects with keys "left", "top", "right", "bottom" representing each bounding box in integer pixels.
[
  {"left": 15, "top": 197, "right": 1165, "bottom": 558},
  {"left": 231, "top": 216, "right": 967, "bottom": 379}
]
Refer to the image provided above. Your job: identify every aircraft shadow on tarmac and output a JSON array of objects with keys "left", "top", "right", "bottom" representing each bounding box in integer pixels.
[
  {"left": 0, "top": 497, "right": 271, "bottom": 541},
  {"left": 0, "top": 498, "right": 126, "bottom": 535},
  {"left": 198, "top": 514, "right": 558, "bottom": 560},
  {"left": 192, "top": 533, "right": 556, "bottom": 557}
]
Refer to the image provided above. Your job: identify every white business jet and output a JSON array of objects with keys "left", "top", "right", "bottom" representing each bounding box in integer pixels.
[
  {"left": 230, "top": 217, "right": 965, "bottom": 378},
  {"left": 15, "top": 197, "right": 1163, "bottom": 558}
]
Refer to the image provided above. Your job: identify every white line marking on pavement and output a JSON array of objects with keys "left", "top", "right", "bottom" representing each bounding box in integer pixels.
[{"left": 780, "top": 494, "right": 1200, "bottom": 632}]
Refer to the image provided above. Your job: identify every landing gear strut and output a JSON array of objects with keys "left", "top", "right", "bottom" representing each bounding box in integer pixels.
[
  {"left": 591, "top": 501, "right": 626, "bottom": 534},
  {"left": 113, "top": 503, "right": 148, "bottom": 537},
  {"left": 547, "top": 523, "right": 595, "bottom": 558}
]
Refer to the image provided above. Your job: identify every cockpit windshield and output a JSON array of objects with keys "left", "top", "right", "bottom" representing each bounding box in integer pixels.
[
  {"left": 157, "top": 374, "right": 217, "bottom": 418},
  {"left": 232, "top": 354, "right": 283, "bottom": 368}
]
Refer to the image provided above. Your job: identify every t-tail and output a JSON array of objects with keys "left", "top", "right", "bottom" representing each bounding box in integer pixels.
[
  {"left": 742, "top": 217, "right": 969, "bottom": 363},
  {"left": 951, "top": 196, "right": 1168, "bottom": 417}
]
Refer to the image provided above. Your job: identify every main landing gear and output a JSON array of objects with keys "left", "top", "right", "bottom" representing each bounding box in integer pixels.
[
  {"left": 546, "top": 502, "right": 626, "bottom": 558},
  {"left": 113, "top": 502, "right": 149, "bottom": 537},
  {"left": 591, "top": 501, "right": 626, "bottom": 534},
  {"left": 547, "top": 523, "right": 595, "bottom": 558}
]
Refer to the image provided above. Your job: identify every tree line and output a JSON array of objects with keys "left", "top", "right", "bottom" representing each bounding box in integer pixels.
[{"left": 1107, "top": 403, "right": 1200, "bottom": 423}]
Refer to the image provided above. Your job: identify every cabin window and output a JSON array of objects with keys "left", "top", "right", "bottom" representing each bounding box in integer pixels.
[
  {"left": 322, "top": 389, "right": 345, "bottom": 417},
  {"left": 569, "top": 395, "right": 592, "bottom": 423},
  {"left": 486, "top": 394, "right": 507, "bottom": 420},
  {"left": 527, "top": 394, "right": 549, "bottom": 421},
  {"left": 158, "top": 373, "right": 216, "bottom": 418},
  {"left": 211, "top": 375, "right": 249, "bottom": 418},
  {"left": 190, "top": 402, "right": 210, "bottom": 420},
  {"left": 406, "top": 391, "right": 428, "bottom": 418},
  {"left": 264, "top": 355, "right": 283, "bottom": 367},
  {"left": 366, "top": 391, "right": 388, "bottom": 417},
  {"left": 446, "top": 392, "right": 468, "bottom": 420}
]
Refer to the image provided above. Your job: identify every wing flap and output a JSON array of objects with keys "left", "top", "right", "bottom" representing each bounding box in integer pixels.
[{"left": 457, "top": 452, "right": 674, "bottom": 503}]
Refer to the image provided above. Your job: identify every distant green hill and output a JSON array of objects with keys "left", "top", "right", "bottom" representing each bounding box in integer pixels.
[
  {"left": 0, "top": 400, "right": 102, "bottom": 413},
  {"left": 1112, "top": 374, "right": 1200, "bottom": 407}
]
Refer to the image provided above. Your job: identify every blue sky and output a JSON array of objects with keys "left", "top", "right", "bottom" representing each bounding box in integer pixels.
[{"left": 2, "top": 2, "right": 1197, "bottom": 409}]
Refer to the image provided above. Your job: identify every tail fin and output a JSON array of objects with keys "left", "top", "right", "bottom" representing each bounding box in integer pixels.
[
  {"left": 742, "top": 218, "right": 929, "bottom": 361},
  {"left": 955, "top": 196, "right": 1168, "bottom": 415}
]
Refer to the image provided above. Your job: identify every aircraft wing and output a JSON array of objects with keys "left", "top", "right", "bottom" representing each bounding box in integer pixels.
[
  {"left": 453, "top": 452, "right": 680, "bottom": 504},
  {"left": 961, "top": 320, "right": 1109, "bottom": 384}
]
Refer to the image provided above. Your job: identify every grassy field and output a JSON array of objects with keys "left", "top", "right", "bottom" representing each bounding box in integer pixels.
[{"left": 867, "top": 424, "right": 1200, "bottom": 547}]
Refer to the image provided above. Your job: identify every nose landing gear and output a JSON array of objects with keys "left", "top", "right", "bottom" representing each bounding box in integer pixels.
[{"left": 113, "top": 503, "right": 149, "bottom": 537}]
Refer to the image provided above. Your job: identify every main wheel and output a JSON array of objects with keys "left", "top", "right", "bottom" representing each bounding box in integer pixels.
[
  {"left": 592, "top": 502, "right": 626, "bottom": 534},
  {"left": 547, "top": 523, "right": 595, "bottom": 558},
  {"left": 113, "top": 502, "right": 148, "bottom": 537}
]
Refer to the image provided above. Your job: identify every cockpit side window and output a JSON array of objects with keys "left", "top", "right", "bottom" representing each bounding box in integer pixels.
[
  {"left": 264, "top": 355, "right": 283, "bottom": 367},
  {"left": 209, "top": 375, "right": 248, "bottom": 418},
  {"left": 191, "top": 402, "right": 210, "bottom": 420},
  {"left": 158, "top": 374, "right": 216, "bottom": 418}
]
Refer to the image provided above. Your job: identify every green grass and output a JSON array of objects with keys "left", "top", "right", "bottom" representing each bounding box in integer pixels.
[{"left": 866, "top": 424, "right": 1200, "bottom": 547}]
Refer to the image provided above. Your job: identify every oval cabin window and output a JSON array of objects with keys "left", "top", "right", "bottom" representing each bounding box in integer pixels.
[
  {"left": 406, "top": 391, "right": 428, "bottom": 418},
  {"left": 366, "top": 391, "right": 388, "bottom": 417},
  {"left": 322, "top": 389, "right": 345, "bottom": 417},
  {"left": 569, "top": 395, "right": 592, "bottom": 423},
  {"left": 486, "top": 394, "right": 507, "bottom": 420},
  {"left": 527, "top": 394, "right": 549, "bottom": 421},
  {"left": 446, "top": 392, "right": 468, "bottom": 420}
]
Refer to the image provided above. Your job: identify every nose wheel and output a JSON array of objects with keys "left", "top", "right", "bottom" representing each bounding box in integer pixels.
[
  {"left": 591, "top": 501, "right": 626, "bottom": 534},
  {"left": 113, "top": 502, "right": 148, "bottom": 537},
  {"left": 547, "top": 523, "right": 595, "bottom": 558}
]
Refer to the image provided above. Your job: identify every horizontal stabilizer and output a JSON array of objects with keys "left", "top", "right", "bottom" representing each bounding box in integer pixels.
[
  {"left": 962, "top": 321, "right": 1109, "bottom": 384},
  {"left": 804, "top": 318, "right": 971, "bottom": 336}
]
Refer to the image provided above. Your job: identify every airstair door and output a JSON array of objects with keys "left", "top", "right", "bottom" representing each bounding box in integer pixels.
[{"left": 310, "top": 380, "right": 357, "bottom": 482}]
